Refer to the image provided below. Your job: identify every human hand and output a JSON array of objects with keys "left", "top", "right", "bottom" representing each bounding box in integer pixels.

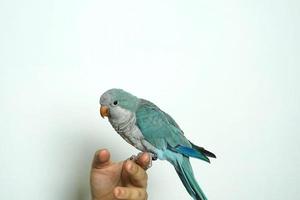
[{"left": 90, "top": 149, "right": 150, "bottom": 200}]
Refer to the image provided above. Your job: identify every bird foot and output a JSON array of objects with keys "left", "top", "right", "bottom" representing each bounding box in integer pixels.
[
  {"left": 129, "top": 152, "right": 143, "bottom": 161},
  {"left": 129, "top": 152, "right": 157, "bottom": 169}
]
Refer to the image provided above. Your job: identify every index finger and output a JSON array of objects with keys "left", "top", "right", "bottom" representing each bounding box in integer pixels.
[
  {"left": 136, "top": 153, "right": 151, "bottom": 170},
  {"left": 124, "top": 160, "right": 148, "bottom": 188}
]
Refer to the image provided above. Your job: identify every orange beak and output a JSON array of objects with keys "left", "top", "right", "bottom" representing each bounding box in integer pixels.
[{"left": 100, "top": 106, "right": 109, "bottom": 118}]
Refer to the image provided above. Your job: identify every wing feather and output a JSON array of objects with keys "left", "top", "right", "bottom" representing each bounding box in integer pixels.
[{"left": 136, "top": 99, "right": 190, "bottom": 150}]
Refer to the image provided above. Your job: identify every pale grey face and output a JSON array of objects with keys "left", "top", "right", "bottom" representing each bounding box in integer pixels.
[
  {"left": 100, "top": 92, "right": 117, "bottom": 119},
  {"left": 99, "top": 91, "right": 133, "bottom": 122}
]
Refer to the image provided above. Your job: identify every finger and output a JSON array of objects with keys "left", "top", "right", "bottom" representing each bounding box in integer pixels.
[
  {"left": 92, "top": 149, "right": 112, "bottom": 169},
  {"left": 124, "top": 160, "right": 148, "bottom": 188},
  {"left": 136, "top": 153, "right": 150, "bottom": 170},
  {"left": 114, "top": 186, "right": 147, "bottom": 200}
]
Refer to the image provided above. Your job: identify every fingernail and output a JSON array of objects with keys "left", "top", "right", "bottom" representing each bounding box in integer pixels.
[
  {"left": 115, "top": 188, "right": 124, "bottom": 197},
  {"left": 117, "top": 188, "right": 124, "bottom": 197},
  {"left": 115, "top": 188, "right": 120, "bottom": 196},
  {"left": 127, "top": 162, "right": 133, "bottom": 171},
  {"left": 98, "top": 150, "right": 106, "bottom": 162},
  {"left": 143, "top": 154, "right": 149, "bottom": 162}
]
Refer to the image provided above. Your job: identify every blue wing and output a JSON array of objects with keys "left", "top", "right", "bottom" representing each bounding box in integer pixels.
[
  {"left": 135, "top": 99, "right": 188, "bottom": 149},
  {"left": 135, "top": 99, "right": 210, "bottom": 162}
]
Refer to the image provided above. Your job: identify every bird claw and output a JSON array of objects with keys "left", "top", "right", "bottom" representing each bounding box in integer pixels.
[
  {"left": 147, "top": 158, "right": 152, "bottom": 169},
  {"left": 129, "top": 155, "right": 137, "bottom": 161},
  {"left": 151, "top": 153, "right": 158, "bottom": 161},
  {"left": 129, "top": 152, "right": 143, "bottom": 161},
  {"left": 129, "top": 152, "right": 157, "bottom": 169}
]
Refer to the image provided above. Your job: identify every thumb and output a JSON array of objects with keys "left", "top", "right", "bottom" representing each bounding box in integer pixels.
[{"left": 92, "top": 149, "right": 112, "bottom": 169}]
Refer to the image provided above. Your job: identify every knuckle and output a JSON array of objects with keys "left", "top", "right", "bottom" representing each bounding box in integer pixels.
[
  {"left": 137, "top": 190, "right": 143, "bottom": 198},
  {"left": 137, "top": 189, "right": 147, "bottom": 200}
]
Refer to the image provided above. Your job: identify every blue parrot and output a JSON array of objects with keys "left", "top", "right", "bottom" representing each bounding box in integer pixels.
[{"left": 99, "top": 88, "right": 216, "bottom": 200}]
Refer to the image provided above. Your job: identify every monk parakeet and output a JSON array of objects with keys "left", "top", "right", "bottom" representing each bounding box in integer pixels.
[{"left": 99, "top": 88, "right": 216, "bottom": 200}]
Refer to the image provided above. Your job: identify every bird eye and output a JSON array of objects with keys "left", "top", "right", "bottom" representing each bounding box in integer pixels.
[{"left": 113, "top": 100, "right": 118, "bottom": 105}]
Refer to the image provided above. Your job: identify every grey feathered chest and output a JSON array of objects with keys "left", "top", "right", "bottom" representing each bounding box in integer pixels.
[
  {"left": 108, "top": 106, "right": 151, "bottom": 152},
  {"left": 109, "top": 111, "right": 136, "bottom": 134}
]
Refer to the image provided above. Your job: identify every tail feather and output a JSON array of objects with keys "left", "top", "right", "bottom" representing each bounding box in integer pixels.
[
  {"left": 173, "top": 156, "right": 207, "bottom": 200},
  {"left": 190, "top": 142, "right": 216, "bottom": 159},
  {"left": 172, "top": 145, "right": 210, "bottom": 163}
]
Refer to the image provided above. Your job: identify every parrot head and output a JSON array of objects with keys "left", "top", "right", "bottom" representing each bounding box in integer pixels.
[{"left": 99, "top": 89, "right": 140, "bottom": 120}]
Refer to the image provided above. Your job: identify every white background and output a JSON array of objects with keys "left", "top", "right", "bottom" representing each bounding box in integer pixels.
[{"left": 0, "top": 0, "right": 299, "bottom": 199}]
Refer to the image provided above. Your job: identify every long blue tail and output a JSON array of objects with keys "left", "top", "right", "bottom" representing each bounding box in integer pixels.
[{"left": 173, "top": 156, "right": 207, "bottom": 200}]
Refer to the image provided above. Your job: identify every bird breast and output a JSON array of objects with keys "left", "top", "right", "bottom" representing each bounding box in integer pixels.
[{"left": 109, "top": 106, "right": 136, "bottom": 134}]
